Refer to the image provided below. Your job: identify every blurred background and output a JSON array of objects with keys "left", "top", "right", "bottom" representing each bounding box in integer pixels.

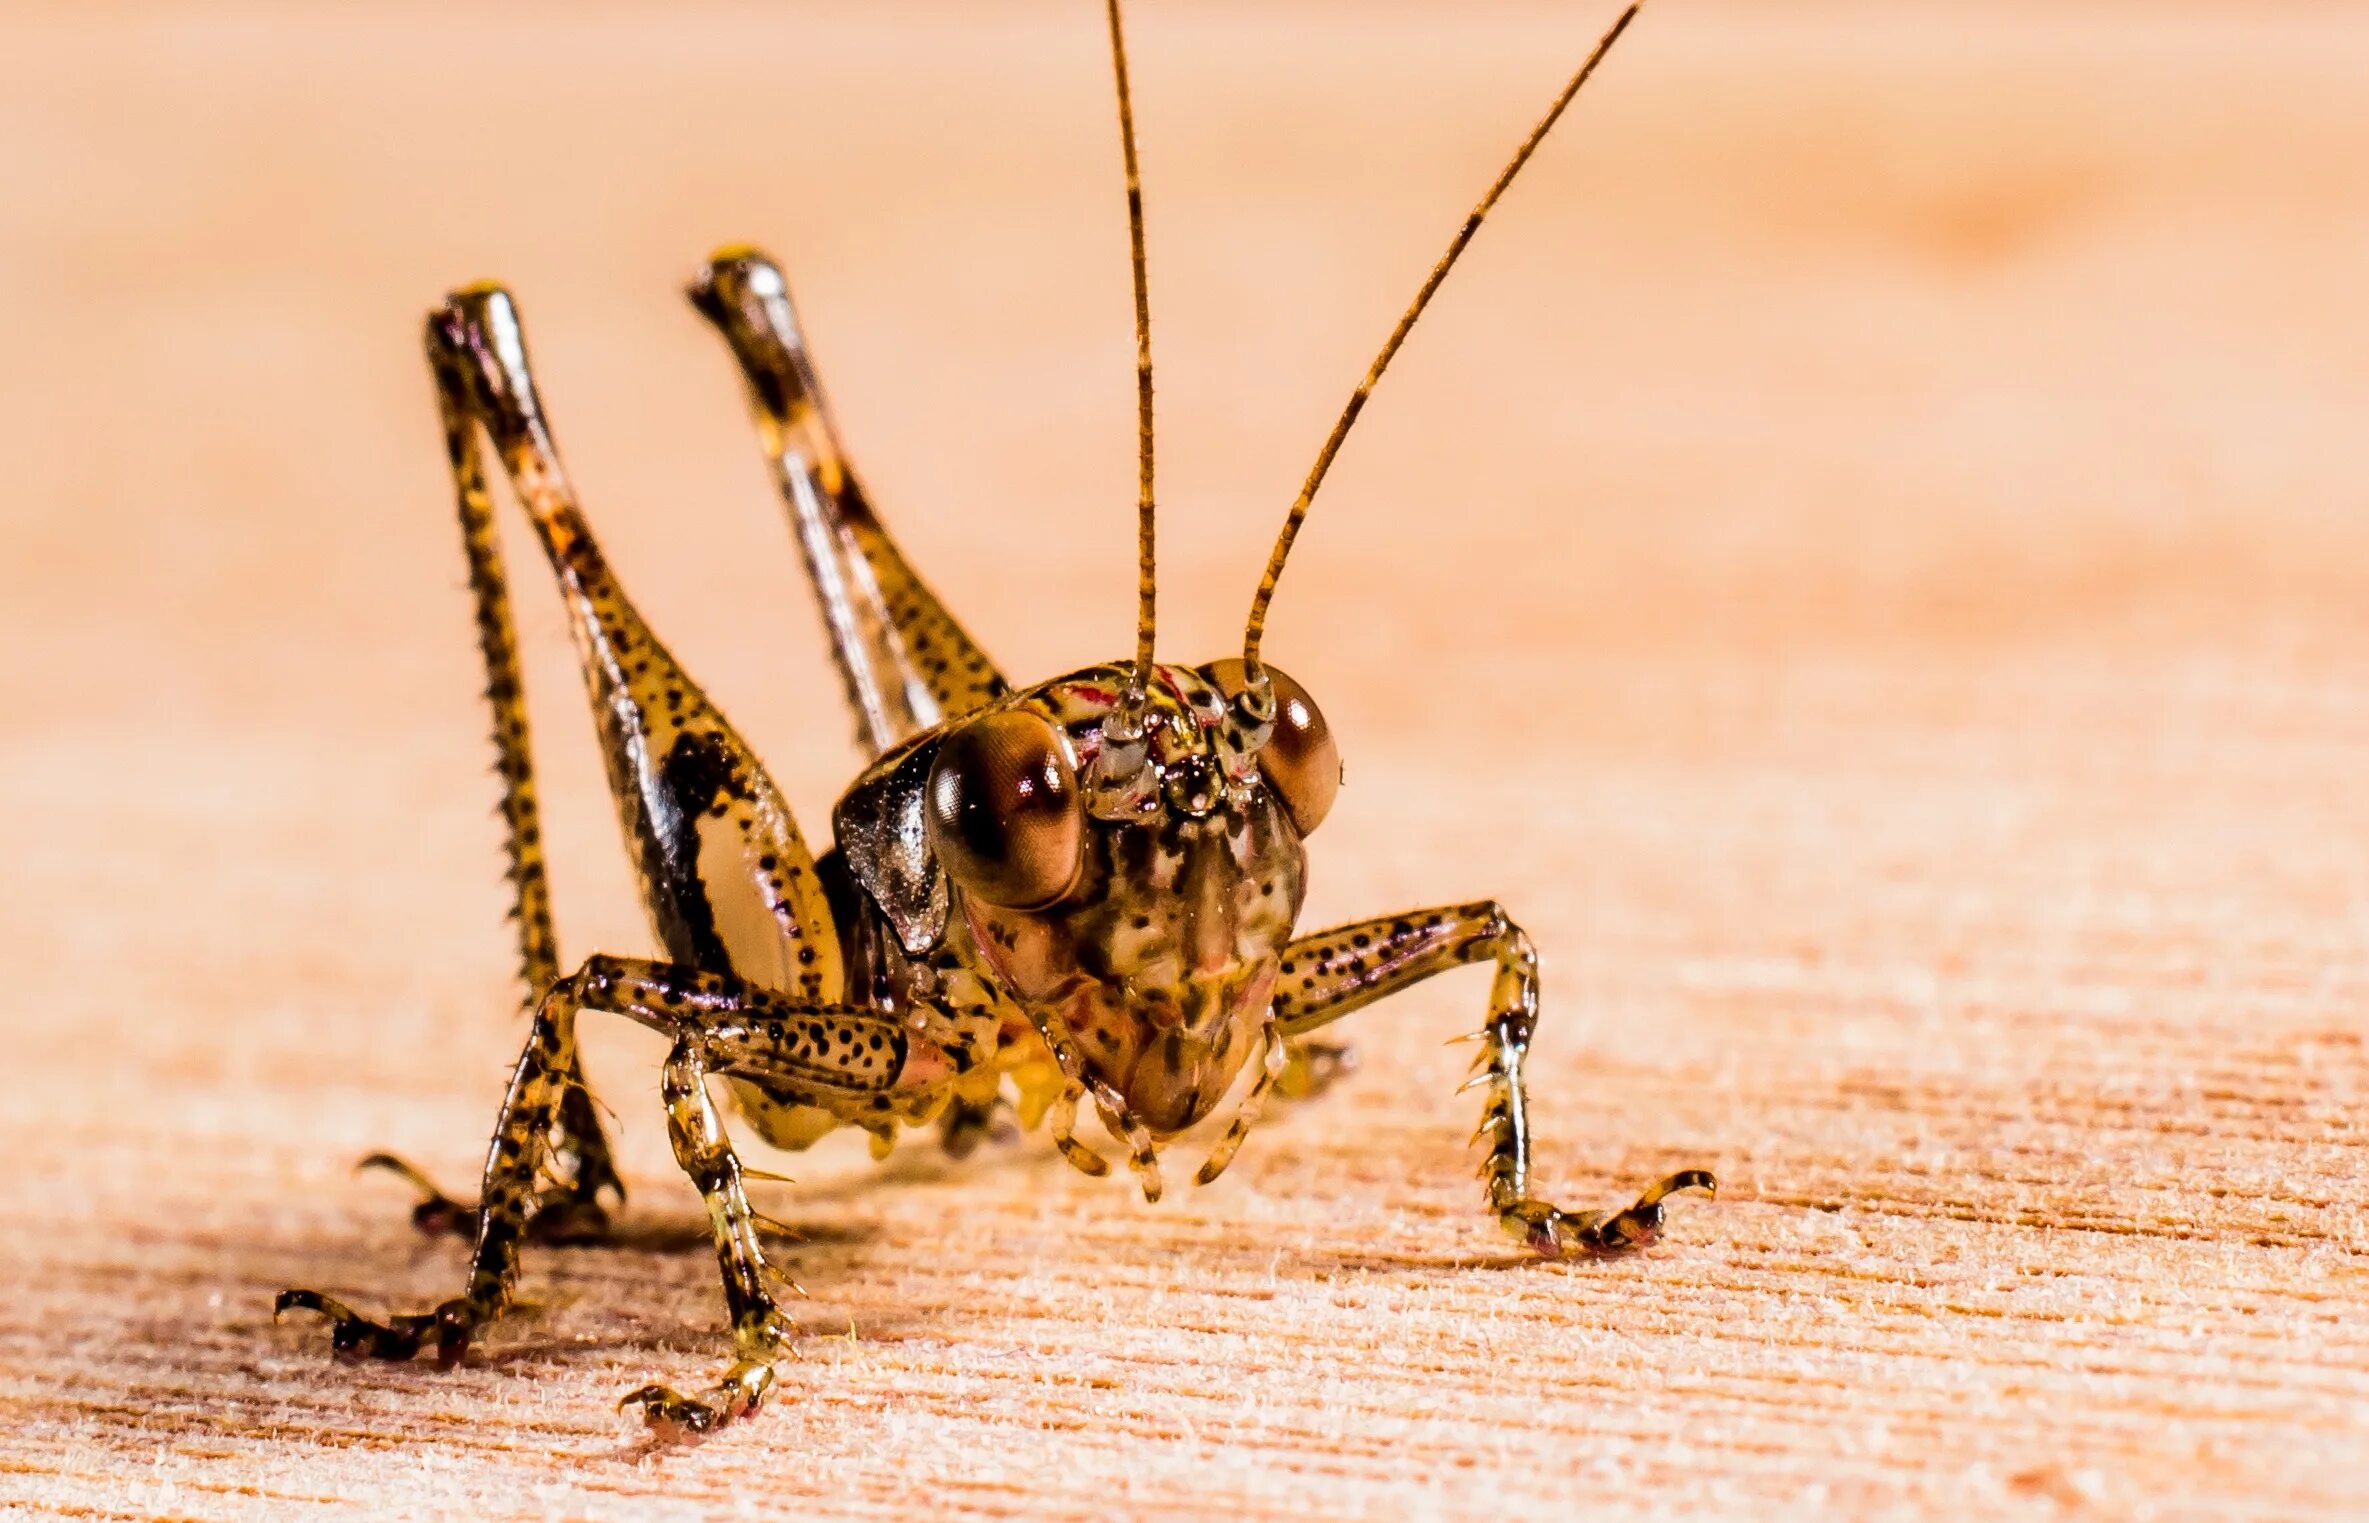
[{"left": 4, "top": 3, "right": 2367, "bottom": 1517}]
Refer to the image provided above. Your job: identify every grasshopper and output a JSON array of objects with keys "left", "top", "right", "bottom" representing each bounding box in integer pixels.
[{"left": 276, "top": 0, "right": 1713, "bottom": 1435}]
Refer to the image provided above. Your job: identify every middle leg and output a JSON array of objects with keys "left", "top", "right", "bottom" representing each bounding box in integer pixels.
[{"left": 280, "top": 954, "right": 907, "bottom": 1433}]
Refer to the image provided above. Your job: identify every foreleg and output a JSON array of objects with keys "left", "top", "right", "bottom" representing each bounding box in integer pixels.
[{"left": 1275, "top": 902, "right": 1713, "bottom": 1255}]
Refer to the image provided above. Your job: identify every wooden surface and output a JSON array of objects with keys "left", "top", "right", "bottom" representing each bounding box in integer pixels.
[{"left": 5, "top": 4, "right": 2368, "bottom": 1518}]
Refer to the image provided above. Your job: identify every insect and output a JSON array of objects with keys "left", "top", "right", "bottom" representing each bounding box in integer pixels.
[{"left": 275, "top": 0, "right": 1713, "bottom": 1435}]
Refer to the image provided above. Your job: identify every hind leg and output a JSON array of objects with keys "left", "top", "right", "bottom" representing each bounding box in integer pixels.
[
  {"left": 350, "top": 301, "right": 635, "bottom": 1245},
  {"left": 692, "top": 248, "right": 1007, "bottom": 752},
  {"left": 280, "top": 286, "right": 894, "bottom": 1433},
  {"left": 438, "top": 398, "right": 626, "bottom": 1224},
  {"left": 428, "top": 283, "right": 848, "bottom": 1008}
]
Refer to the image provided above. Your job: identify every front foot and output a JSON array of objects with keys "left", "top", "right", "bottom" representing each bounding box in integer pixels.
[
  {"left": 619, "top": 1358, "right": 776, "bottom": 1440},
  {"left": 273, "top": 1289, "right": 476, "bottom": 1366},
  {"left": 1501, "top": 1168, "right": 1717, "bottom": 1258}
]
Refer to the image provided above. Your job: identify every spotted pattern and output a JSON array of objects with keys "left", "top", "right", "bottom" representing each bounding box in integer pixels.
[
  {"left": 280, "top": 289, "right": 872, "bottom": 1430},
  {"left": 425, "top": 321, "right": 634, "bottom": 1221},
  {"left": 1274, "top": 899, "right": 1713, "bottom": 1255},
  {"left": 284, "top": 265, "right": 1711, "bottom": 1438},
  {"left": 695, "top": 248, "right": 1005, "bottom": 755},
  {"left": 432, "top": 288, "right": 846, "bottom": 1014}
]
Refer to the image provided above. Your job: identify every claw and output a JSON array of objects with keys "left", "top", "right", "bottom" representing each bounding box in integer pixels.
[
  {"left": 1636, "top": 1167, "right": 1718, "bottom": 1207},
  {"left": 620, "top": 1383, "right": 729, "bottom": 1440},
  {"left": 1573, "top": 1169, "right": 1719, "bottom": 1254},
  {"left": 1499, "top": 1166, "right": 1719, "bottom": 1260},
  {"left": 619, "top": 1360, "right": 774, "bottom": 1441},
  {"left": 272, "top": 1287, "right": 353, "bottom": 1325},
  {"left": 356, "top": 1151, "right": 478, "bottom": 1238},
  {"left": 274, "top": 1288, "right": 431, "bottom": 1362},
  {"left": 274, "top": 1288, "right": 475, "bottom": 1366},
  {"left": 356, "top": 1148, "right": 613, "bottom": 1244},
  {"left": 354, "top": 1151, "right": 437, "bottom": 1188}
]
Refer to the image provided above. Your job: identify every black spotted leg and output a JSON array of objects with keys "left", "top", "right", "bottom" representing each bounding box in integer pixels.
[
  {"left": 280, "top": 286, "right": 885, "bottom": 1434},
  {"left": 422, "top": 283, "right": 849, "bottom": 1013},
  {"left": 348, "top": 297, "right": 640, "bottom": 1247},
  {"left": 692, "top": 248, "right": 1007, "bottom": 754},
  {"left": 1273, "top": 902, "right": 1715, "bottom": 1256},
  {"left": 280, "top": 955, "right": 906, "bottom": 1434}
]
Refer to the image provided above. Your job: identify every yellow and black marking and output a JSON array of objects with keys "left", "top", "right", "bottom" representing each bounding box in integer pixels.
[
  {"left": 279, "top": 0, "right": 1715, "bottom": 1440},
  {"left": 392, "top": 328, "right": 626, "bottom": 1236},
  {"left": 694, "top": 249, "right": 1005, "bottom": 751},
  {"left": 283, "top": 290, "right": 913, "bottom": 1432},
  {"left": 1276, "top": 900, "right": 1713, "bottom": 1252}
]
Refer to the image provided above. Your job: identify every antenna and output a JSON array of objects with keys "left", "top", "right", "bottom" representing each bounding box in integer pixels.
[
  {"left": 1241, "top": 2, "right": 1646, "bottom": 674},
  {"left": 1107, "top": 0, "right": 1159, "bottom": 712}
]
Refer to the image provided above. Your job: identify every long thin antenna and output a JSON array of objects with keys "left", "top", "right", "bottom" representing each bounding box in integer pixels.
[
  {"left": 1107, "top": 0, "right": 1158, "bottom": 707},
  {"left": 1242, "top": 2, "right": 1645, "bottom": 672}
]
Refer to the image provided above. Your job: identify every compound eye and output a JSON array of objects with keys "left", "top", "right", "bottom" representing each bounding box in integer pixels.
[
  {"left": 926, "top": 710, "right": 1085, "bottom": 910},
  {"left": 1203, "top": 659, "right": 1340, "bottom": 836}
]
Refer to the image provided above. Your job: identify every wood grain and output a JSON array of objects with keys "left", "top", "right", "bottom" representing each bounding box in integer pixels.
[{"left": 3, "top": 4, "right": 2366, "bottom": 1518}]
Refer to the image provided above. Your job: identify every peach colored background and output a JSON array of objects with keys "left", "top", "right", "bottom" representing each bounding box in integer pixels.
[{"left": 3, "top": 4, "right": 2367, "bottom": 1518}]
